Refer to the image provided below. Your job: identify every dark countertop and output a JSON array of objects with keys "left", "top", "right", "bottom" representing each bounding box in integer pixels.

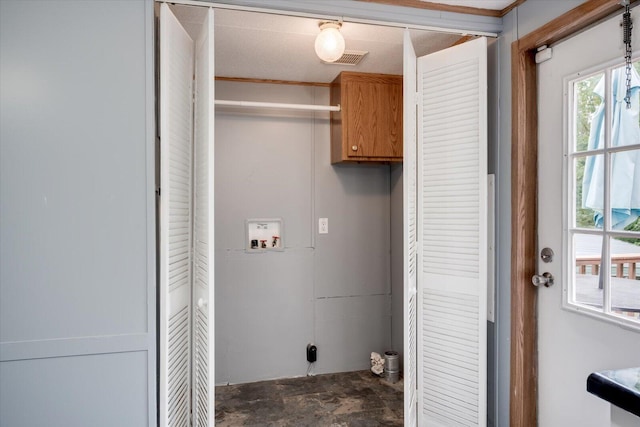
[{"left": 587, "top": 367, "right": 640, "bottom": 418}]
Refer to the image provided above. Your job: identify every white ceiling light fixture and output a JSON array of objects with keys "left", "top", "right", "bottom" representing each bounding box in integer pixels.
[{"left": 315, "top": 22, "right": 345, "bottom": 63}]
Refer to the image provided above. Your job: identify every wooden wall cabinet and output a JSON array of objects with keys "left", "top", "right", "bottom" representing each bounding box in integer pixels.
[{"left": 330, "top": 72, "right": 403, "bottom": 164}]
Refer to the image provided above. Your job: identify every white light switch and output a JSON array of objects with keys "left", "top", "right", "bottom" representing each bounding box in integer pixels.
[{"left": 319, "top": 218, "right": 328, "bottom": 234}]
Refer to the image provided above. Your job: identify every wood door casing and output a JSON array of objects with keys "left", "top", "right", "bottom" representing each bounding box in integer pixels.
[{"left": 509, "top": 0, "right": 638, "bottom": 425}]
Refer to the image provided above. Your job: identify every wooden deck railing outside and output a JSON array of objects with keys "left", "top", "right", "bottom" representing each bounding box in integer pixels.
[{"left": 576, "top": 255, "right": 639, "bottom": 279}]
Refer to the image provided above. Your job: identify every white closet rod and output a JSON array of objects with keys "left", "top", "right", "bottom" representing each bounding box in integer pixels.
[{"left": 215, "top": 99, "right": 340, "bottom": 112}]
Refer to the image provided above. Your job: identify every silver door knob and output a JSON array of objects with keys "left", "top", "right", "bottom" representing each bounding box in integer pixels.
[{"left": 532, "top": 272, "right": 554, "bottom": 287}]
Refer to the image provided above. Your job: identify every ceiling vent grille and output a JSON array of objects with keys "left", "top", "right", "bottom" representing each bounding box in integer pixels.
[{"left": 324, "top": 50, "right": 369, "bottom": 66}]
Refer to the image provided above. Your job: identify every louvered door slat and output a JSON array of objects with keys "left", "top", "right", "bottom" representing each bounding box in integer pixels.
[
  {"left": 403, "top": 29, "right": 418, "bottom": 427},
  {"left": 192, "top": 8, "right": 215, "bottom": 427},
  {"left": 159, "top": 5, "right": 214, "bottom": 427},
  {"left": 417, "top": 36, "right": 487, "bottom": 427},
  {"left": 159, "top": 4, "right": 193, "bottom": 426}
]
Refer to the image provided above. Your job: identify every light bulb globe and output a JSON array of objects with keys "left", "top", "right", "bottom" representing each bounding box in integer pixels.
[{"left": 315, "top": 23, "right": 345, "bottom": 63}]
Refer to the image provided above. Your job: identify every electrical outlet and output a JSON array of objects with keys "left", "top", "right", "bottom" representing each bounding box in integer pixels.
[{"left": 319, "top": 218, "right": 328, "bottom": 234}]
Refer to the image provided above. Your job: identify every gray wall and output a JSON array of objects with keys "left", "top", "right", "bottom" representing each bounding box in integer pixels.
[
  {"left": 390, "top": 164, "right": 403, "bottom": 365},
  {"left": 215, "top": 81, "right": 392, "bottom": 384},
  {"left": 0, "top": 1, "right": 156, "bottom": 426},
  {"left": 486, "top": 36, "right": 499, "bottom": 427}
]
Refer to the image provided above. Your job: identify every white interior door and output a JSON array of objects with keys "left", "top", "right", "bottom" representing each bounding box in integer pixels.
[
  {"left": 416, "top": 36, "right": 487, "bottom": 426},
  {"left": 403, "top": 28, "right": 418, "bottom": 427},
  {"left": 159, "top": 4, "right": 194, "bottom": 426},
  {"left": 537, "top": 8, "right": 640, "bottom": 427},
  {"left": 192, "top": 7, "right": 215, "bottom": 427}
]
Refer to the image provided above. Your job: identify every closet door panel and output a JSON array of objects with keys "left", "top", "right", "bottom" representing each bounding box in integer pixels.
[
  {"left": 192, "top": 7, "right": 215, "bottom": 427},
  {"left": 403, "top": 29, "right": 418, "bottom": 427},
  {"left": 159, "top": 4, "right": 194, "bottom": 426},
  {"left": 417, "top": 37, "right": 488, "bottom": 427}
]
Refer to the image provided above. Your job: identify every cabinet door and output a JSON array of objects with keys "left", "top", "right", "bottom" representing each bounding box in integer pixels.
[{"left": 345, "top": 75, "right": 402, "bottom": 159}]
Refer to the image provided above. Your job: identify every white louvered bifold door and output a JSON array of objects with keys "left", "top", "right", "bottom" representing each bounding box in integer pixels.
[
  {"left": 159, "top": 4, "right": 194, "bottom": 426},
  {"left": 192, "top": 7, "right": 215, "bottom": 427},
  {"left": 417, "top": 36, "right": 487, "bottom": 427},
  {"left": 403, "top": 29, "right": 418, "bottom": 427}
]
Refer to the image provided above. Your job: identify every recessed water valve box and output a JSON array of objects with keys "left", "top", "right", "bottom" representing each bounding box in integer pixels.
[{"left": 246, "top": 218, "right": 284, "bottom": 252}]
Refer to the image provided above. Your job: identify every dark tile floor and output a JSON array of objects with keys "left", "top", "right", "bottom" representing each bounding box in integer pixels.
[{"left": 215, "top": 370, "right": 404, "bottom": 426}]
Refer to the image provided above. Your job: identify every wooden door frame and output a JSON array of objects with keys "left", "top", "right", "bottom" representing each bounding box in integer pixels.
[{"left": 510, "top": 0, "right": 638, "bottom": 425}]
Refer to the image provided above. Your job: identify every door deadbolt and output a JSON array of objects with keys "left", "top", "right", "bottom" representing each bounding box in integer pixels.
[
  {"left": 532, "top": 272, "right": 554, "bottom": 287},
  {"left": 540, "top": 247, "right": 554, "bottom": 263}
]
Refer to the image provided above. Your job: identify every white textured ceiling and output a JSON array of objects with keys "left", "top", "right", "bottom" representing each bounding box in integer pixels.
[{"left": 170, "top": 5, "right": 464, "bottom": 83}]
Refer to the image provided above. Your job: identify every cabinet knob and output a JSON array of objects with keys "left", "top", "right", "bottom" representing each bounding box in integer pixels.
[{"left": 351, "top": 145, "right": 358, "bottom": 151}]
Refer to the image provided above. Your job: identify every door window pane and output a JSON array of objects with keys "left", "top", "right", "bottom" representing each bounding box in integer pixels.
[
  {"left": 573, "top": 233, "right": 603, "bottom": 310},
  {"left": 610, "top": 150, "right": 640, "bottom": 230},
  {"left": 610, "top": 236, "right": 640, "bottom": 320},
  {"left": 575, "top": 154, "right": 602, "bottom": 229},
  {"left": 574, "top": 73, "right": 604, "bottom": 153}
]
